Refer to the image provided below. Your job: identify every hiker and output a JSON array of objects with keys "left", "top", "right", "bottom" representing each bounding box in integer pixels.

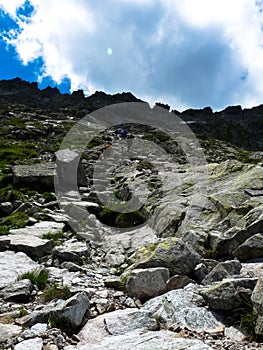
[
  {"left": 126, "top": 133, "right": 134, "bottom": 151},
  {"left": 103, "top": 141, "right": 112, "bottom": 159},
  {"left": 115, "top": 127, "right": 127, "bottom": 140}
]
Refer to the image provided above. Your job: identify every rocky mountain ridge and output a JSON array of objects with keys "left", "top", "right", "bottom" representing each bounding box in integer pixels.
[
  {"left": 0, "top": 79, "right": 262, "bottom": 349},
  {"left": 1, "top": 77, "right": 263, "bottom": 151}
]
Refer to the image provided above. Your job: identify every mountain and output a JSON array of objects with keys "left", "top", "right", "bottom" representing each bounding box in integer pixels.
[
  {"left": 1, "top": 78, "right": 262, "bottom": 150},
  {"left": 0, "top": 78, "right": 262, "bottom": 349}
]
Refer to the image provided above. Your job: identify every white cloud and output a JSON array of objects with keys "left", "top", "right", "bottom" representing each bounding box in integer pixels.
[
  {"left": 0, "top": 0, "right": 26, "bottom": 18},
  {"left": 1, "top": 0, "right": 263, "bottom": 111}
]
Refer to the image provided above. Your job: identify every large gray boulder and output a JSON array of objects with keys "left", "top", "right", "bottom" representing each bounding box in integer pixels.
[
  {"left": 14, "top": 337, "right": 43, "bottom": 350},
  {"left": 126, "top": 267, "right": 169, "bottom": 299},
  {"left": 0, "top": 324, "right": 21, "bottom": 343},
  {"left": 49, "top": 291, "right": 90, "bottom": 331},
  {"left": 142, "top": 287, "right": 224, "bottom": 333},
  {"left": 65, "top": 308, "right": 213, "bottom": 350},
  {"left": 233, "top": 233, "right": 263, "bottom": 261},
  {"left": 133, "top": 238, "right": 200, "bottom": 275},
  {"left": 211, "top": 205, "right": 263, "bottom": 258},
  {"left": 9, "top": 221, "right": 65, "bottom": 238},
  {"left": 200, "top": 278, "right": 257, "bottom": 311},
  {"left": 201, "top": 260, "right": 241, "bottom": 285}
]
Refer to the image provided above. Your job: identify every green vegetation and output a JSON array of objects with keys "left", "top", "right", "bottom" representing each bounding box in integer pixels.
[
  {"left": 18, "top": 308, "right": 29, "bottom": 318},
  {"left": 238, "top": 297, "right": 256, "bottom": 339},
  {"left": 42, "top": 282, "right": 71, "bottom": 302},
  {"left": 42, "top": 191, "right": 57, "bottom": 202},
  {"left": 18, "top": 269, "right": 49, "bottom": 289},
  {"left": 136, "top": 160, "right": 154, "bottom": 171},
  {"left": 7, "top": 116, "right": 26, "bottom": 128},
  {"left": 0, "top": 138, "right": 39, "bottom": 166},
  {"left": 42, "top": 231, "right": 66, "bottom": 243},
  {"left": 0, "top": 184, "right": 37, "bottom": 203},
  {"left": 0, "top": 211, "right": 29, "bottom": 235},
  {"left": 86, "top": 136, "right": 105, "bottom": 149}
]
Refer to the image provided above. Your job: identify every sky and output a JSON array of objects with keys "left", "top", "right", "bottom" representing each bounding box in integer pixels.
[{"left": 1, "top": 0, "right": 263, "bottom": 112}]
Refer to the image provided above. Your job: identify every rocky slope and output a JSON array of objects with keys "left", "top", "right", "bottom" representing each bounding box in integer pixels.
[{"left": 0, "top": 78, "right": 262, "bottom": 349}]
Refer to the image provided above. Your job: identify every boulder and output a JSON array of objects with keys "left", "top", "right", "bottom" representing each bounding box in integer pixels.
[
  {"left": 0, "top": 279, "right": 33, "bottom": 302},
  {"left": 52, "top": 239, "right": 89, "bottom": 264},
  {"left": 13, "top": 162, "right": 55, "bottom": 192},
  {"left": 134, "top": 238, "right": 200, "bottom": 275},
  {"left": 49, "top": 291, "right": 90, "bottom": 331},
  {"left": 1, "top": 234, "right": 54, "bottom": 259},
  {"left": 211, "top": 204, "right": 263, "bottom": 258},
  {"left": 199, "top": 278, "right": 257, "bottom": 311},
  {"left": 0, "top": 323, "right": 21, "bottom": 343},
  {"left": 233, "top": 233, "right": 263, "bottom": 261},
  {"left": 126, "top": 267, "right": 169, "bottom": 299},
  {"left": 166, "top": 274, "right": 194, "bottom": 291},
  {"left": 67, "top": 308, "right": 213, "bottom": 350},
  {"left": 201, "top": 260, "right": 241, "bottom": 285},
  {"left": 142, "top": 287, "right": 224, "bottom": 333},
  {"left": 68, "top": 330, "right": 214, "bottom": 350},
  {"left": 55, "top": 149, "right": 87, "bottom": 190}
]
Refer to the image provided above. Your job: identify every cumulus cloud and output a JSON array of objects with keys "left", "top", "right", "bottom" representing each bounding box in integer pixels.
[{"left": 1, "top": 0, "right": 263, "bottom": 111}]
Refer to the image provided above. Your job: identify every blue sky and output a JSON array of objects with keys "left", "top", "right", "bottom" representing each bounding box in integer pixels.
[{"left": 1, "top": 0, "right": 263, "bottom": 111}]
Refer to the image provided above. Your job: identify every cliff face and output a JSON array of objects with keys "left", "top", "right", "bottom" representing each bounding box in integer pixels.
[
  {"left": 177, "top": 105, "right": 263, "bottom": 151},
  {"left": 1, "top": 78, "right": 262, "bottom": 151}
]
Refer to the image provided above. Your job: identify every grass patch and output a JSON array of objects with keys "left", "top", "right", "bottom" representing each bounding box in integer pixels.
[
  {"left": 42, "top": 191, "right": 56, "bottom": 202},
  {"left": 0, "top": 140, "right": 39, "bottom": 166},
  {"left": 42, "top": 231, "right": 66, "bottom": 244},
  {"left": 238, "top": 297, "right": 256, "bottom": 339},
  {"left": 42, "top": 283, "right": 71, "bottom": 302},
  {"left": 18, "top": 308, "right": 28, "bottom": 318},
  {"left": 18, "top": 269, "right": 49, "bottom": 289},
  {"left": 0, "top": 211, "right": 29, "bottom": 235}
]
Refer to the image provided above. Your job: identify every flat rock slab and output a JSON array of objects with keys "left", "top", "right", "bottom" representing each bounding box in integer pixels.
[
  {"left": 142, "top": 288, "right": 224, "bottom": 333},
  {"left": 0, "top": 251, "right": 39, "bottom": 289},
  {"left": 71, "top": 309, "right": 213, "bottom": 350},
  {"left": 0, "top": 323, "right": 21, "bottom": 343},
  {"left": 0, "top": 234, "right": 54, "bottom": 259},
  {"left": 14, "top": 337, "right": 43, "bottom": 350},
  {"left": 67, "top": 330, "right": 213, "bottom": 350},
  {"left": 13, "top": 162, "right": 55, "bottom": 192},
  {"left": 10, "top": 221, "right": 65, "bottom": 238}
]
